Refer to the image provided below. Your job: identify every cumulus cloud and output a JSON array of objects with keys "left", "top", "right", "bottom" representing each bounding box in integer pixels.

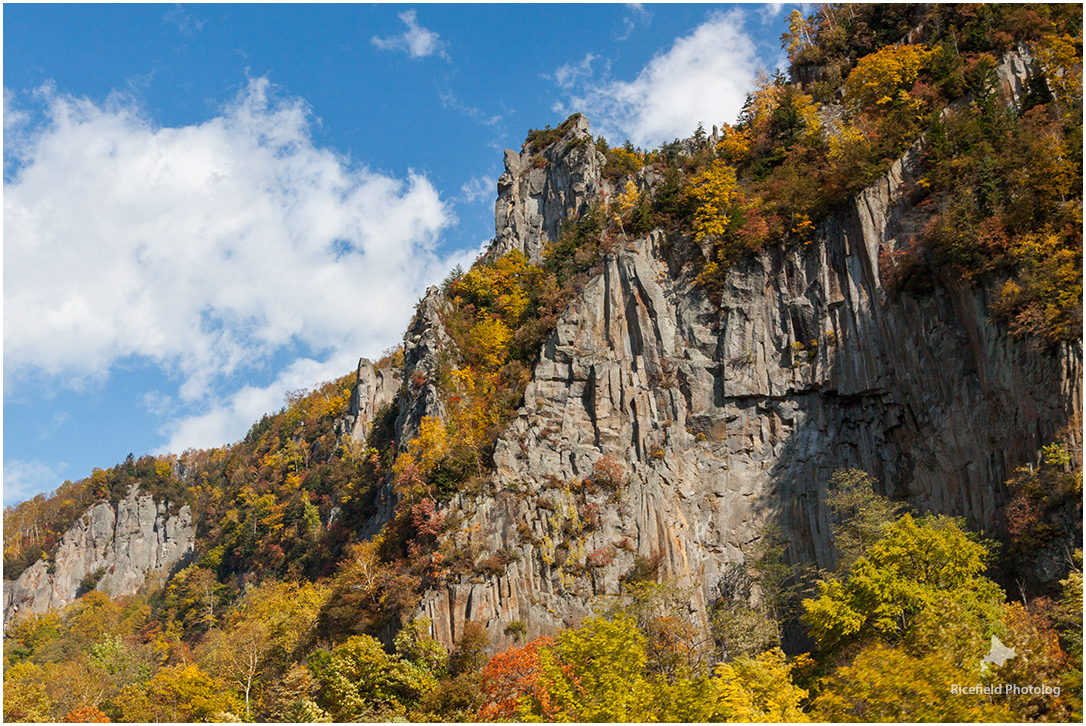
[
  {"left": 158, "top": 235, "right": 483, "bottom": 454},
  {"left": 558, "top": 10, "right": 761, "bottom": 148},
  {"left": 4, "top": 77, "right": 462, "bottom": 450},
  {"left": 372, "top": 10, "right": 449, "bottom": 60}
]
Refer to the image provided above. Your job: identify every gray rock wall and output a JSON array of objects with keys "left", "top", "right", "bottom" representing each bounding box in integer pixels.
[
  {"left": 342, "top": 357, "right": 401, "bottom": 444},
  {"left": 3, "top": 486, "right": 195, "bottom": 628},
  {"left": 411, "top": 118, "right": 1080, "bottom": 651},
  {"left": 493, "top": 114, "right": 605, "bottom": 265}
]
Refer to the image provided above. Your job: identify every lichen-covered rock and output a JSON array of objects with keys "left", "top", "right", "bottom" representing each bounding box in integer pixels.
[{"left": 3, "top": 486, "right": 195, "bottom": 628}]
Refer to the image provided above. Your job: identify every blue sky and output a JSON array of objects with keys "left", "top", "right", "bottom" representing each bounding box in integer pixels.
[{"left": 4, "top": 3, "right": 795, "bottom": 504}]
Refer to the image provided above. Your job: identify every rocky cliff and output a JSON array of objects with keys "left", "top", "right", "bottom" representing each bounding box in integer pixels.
[
  {"left": 4, "top": 49, "right": 1076, "bottom": 656},
  {"left": 493, "top": 114, "right": 605, "bottom": 265},
  {"left": 386, "top": 105, "right": 1079, "bottom": 651},
  {"left": 3, "top": 487, "right": 195, "bottom": 628}
]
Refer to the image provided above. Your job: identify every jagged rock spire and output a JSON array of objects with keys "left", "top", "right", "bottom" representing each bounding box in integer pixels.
[{"left": 493, "top": 113, "right": 604, "bottom": 265}]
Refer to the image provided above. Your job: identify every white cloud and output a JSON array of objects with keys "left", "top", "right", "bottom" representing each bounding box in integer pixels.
[
  {"left": 760, "top": 3, "right": 787, "bottom": 24},
  {"left": 141, "top": 390, "right": 177, "bottom": 417},
  {"left": 458, "top": 175, "right": 496, "bottom": 205},
  {"left": 554, "top": 54, "right": 598, "bottom": 89},
  {"left": 558, "top": 10, "right": 762, "bottom": 148},
  {"left": 159, "top": 356, "right": 351, "bottom": 452},
  {"left": 617, "top": 4, "right": 652, "bottom": 41},
  {"left": 163, "top": 4, "right": 204, "bottom": 37},
  {"left": 4, "top": 460, "right": 68, "bottom": 504},
  {"left": 372, "top": 10, "right": 449, "bottom": 60},
  {"left": 159, "top": 238, "right": 485, "bottom": 454},
  {"left": 4, "top": 87, "right": 28, "bottom": 131},
  {"left": 4, "top": 77, "right": 463, "bottom": 451}
]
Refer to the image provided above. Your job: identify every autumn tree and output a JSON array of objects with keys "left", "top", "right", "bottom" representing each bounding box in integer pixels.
[
  {"left": 992, "top": 600, "right": 1076, "bottom": 721},
  {"left": 802, "top": 513, "right": 1003, "bottom": 651},
  {"left": 448, "top": 620, "right": 490, "bottom": 676},
  {"left": 515, "top": 613, "right": 810, "bottom": 723},
  {"left": 782, "top": 9, "right": 814, "bottom": 62},
  {"left": 307, "top": 634, "right": 437, "bottom": 721},
  {"left": 602, "top": 581, "right": 710, "bottom": 679},
  {"left": 106, "top": 663, "right": 241, "bottom": 723},
  {"left": 201, "top": 620, "right": 271, "bottom": 720},
  {"left": 812, "top": 644, "right": 1012, "bottom": 721},
  {"left": 521, "top": 613, "right": 653, "bottom": 722},
  {"left": 62, "top": 705, "right": 111, "bottom": 722},
  {"left": 823, "top": 468, "right": 903, "bottom": 572},
  {"left": 477, "top": 636, "right": 555, "bottom": 721},
  {"left": 843, "top": 44, "right": 935, "bottom": 113},
  {"left": 3, "top": 661, "right": 53, "bottom": 722},
  {"left": 394, "top": 617, "right": 449, "bottom": 676},
  {"left": 688, "top": 159, "right": 741, "bottom": 245},
  {"left": 159, "top": 565, "right": 228, "bottom": 636}
]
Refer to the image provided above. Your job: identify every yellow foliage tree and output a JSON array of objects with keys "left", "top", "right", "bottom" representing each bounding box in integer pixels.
[
  {"left": 844, "top": 44, "right": 935, "bottom": 113},
  {"left": 783, "top": 8, "right": 813, "bottom": 62},
  {"left": 455, "top": 250, "right": 538, "bottom": 325},
  {"left": 3, "top": 661, "right": 53, "bottom": 722},
  {"left": 812, "top": 643, "right": 1011, "bottom": 722},
  {"left": 688, "top": 159, "right": 741, "bottom": 243},
  {"left": 517, "top": 614, "right": 809, "bottom": 723},
  {"left": 716, "top": 123, "right": 752, "bottom": 163},
  {"left": 612, "top": 179, "right": 640, "bottom": 230},
  {"left": 469, "top": 316, "right": 513, "bottom": 370},
  {"left": 392, "top": 416, "right": 450, "bottom": 502},
  {"left": 1035, "top": 33, "right": 1083, "bottom": 113}
]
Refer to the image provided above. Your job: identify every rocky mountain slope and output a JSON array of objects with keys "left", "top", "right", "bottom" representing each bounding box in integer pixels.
[
  {"left": 4, "top": 45, "right": 1079, "bottom": 659},
  {"left": 376, "top": 102, "right": 1080, "bottom": 651},
  {"left": 3, "top": 487, "right": 194, "bottom": 626}
]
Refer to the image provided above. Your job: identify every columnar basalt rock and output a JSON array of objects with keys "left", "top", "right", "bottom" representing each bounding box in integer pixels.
[
  {"left": 411, "top": 116, "right": 1081, "bottom": 652},
  {"left": 3, "top": 486, "right": 195, "bottom": 628},
  {"left": 493, "top": 114, "right": 605, "bottom": 265},
  {"left": 343, "top": 357, "right": 401, "bottom": 444}
]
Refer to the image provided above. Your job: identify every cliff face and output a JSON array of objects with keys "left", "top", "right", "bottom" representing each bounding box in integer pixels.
[
  {"left": 3, "top": 487, "right": 195, "bottom": 627},
  {"left": 493, "top": 114, "right": 605, "bottom": 265},
  {"left": 400, "top": 113, "right": 1080, "bottom": 651}
]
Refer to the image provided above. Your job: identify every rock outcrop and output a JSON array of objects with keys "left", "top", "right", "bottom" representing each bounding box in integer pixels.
[
  {"left": 342, "top": 357, "right": 401, "bottom": 444},
  {"left": 396, "top": 287, "right": 451, "bottom": 447},
  {"left": 493, "top": 114, "right": 605, "bottom": 265},
  {"left": 3, "top": 487, "right": 194, "bottom": 628},
  {"left": 410, "top": 116, "right": 1081, "bottom": 651}
]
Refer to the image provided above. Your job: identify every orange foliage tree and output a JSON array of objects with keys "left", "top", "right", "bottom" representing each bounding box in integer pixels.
[
  {"left": 62, "top": 706, "right": 111, "bottom": 723},
  {"left": 477, "top": 635, "right": 555, "bottom": 721}
]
